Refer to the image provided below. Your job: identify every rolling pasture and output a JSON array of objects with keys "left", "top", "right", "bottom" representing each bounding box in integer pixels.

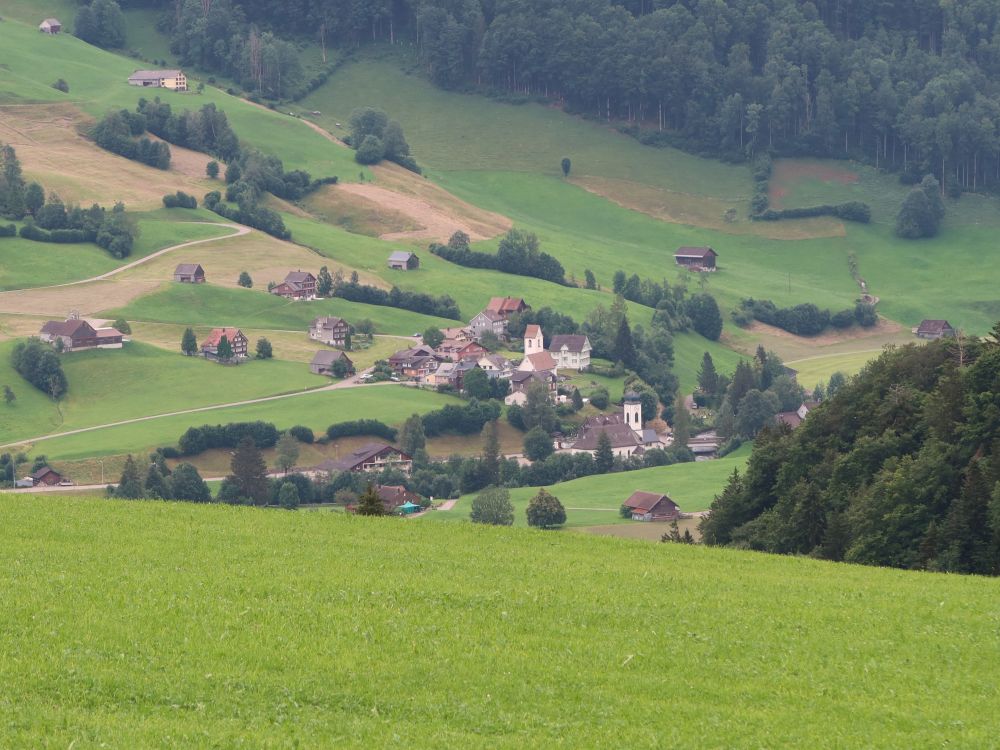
[{"left": 1, "top": 497, "right": 998, "bottom": 747}]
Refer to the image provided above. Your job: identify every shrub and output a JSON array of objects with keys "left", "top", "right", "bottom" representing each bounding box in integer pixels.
[
  {"left": 288, "top": 425, "right": 314, "bottom": 444},
  {"left": 178, "top": 421, "right": 279, "bottom": 456},
  {"left": 830, "top": 309, "right": 855, "bottom": 329},
  {"left": 163, "top": 191, "right": 197, "bottom": 209},
  {"left": 326, "top": 419, "right": 397, "bottom": 442},
  {"left": 0, "top": 224, "right": 16, "bottom": 237},
  {"left": 51, "top": 79, "right": 69, "bottom": 93}
]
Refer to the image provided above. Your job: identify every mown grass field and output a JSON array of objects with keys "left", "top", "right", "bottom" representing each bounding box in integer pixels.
[
  {"left": 17, "top": 385, "right": 457, "bottom": 460},
  {"left": 2, "top": 497, "right": 998, "bottom": 747},
  {"left": 432, "top": 444, "right": 751, "bottom": 528}
]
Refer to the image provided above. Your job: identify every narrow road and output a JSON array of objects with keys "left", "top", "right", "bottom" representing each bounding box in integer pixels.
[
  {"left": 0, "top": 222, "right": 249, "bottom": 294},
  {"left": 0, "top": 368, "right": 392, "bottom": 450}
]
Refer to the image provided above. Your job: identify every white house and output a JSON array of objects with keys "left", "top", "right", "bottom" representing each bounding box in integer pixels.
[{"left": 548, "top": 334, "right": 592, "bottom": 370}]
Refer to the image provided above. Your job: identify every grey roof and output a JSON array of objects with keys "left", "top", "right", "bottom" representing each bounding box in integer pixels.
[
  {"left": 285, "top": 271, "right": 315, "bottom": 284},
  {"left": 311, "top": 350, "right": 351, "bottom": 367},
  {"left": 549, "top": 334, "right": 590, "bottom": 353},
  {"left": 917, "top": 319, "right": 953, "bottom": 333},
  {"left": 311, "top": 315, "right": 347, "bottom": 329},
  {"left": 573, "top": 421, "right": 640, "bottom": 450},
  {"left": 129, "top": 69, "right": 183, "bottom": 80},
  {"left": 174, "top": 263, "right": 203, "bottom": 275},
  {"left": 314, "top": 442, "right": 410, "bottom": 472},
  {"left": 388, "top": 251, "right": 416, "bottom": 262},
  {"left": 641, "top": 428, "right": 661, "bottom": 445}
]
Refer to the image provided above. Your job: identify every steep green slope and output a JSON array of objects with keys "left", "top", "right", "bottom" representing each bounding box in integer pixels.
[{"left": 1, "top": 497, "right": 997, "bottom": 747}]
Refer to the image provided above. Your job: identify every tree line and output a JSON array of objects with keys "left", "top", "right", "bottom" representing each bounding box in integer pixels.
[{"left": 429, "top": 229, "right": 567, "bottom": 286}]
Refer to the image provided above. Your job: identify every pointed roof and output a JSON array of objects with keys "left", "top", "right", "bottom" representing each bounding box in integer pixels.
[
  {"left": 524, "top": 324, "right": 542, "bottom": 338},
  {"left": 202, "top": 327, "right": 244, "bottom": 347},
  {"left": 674, "top": 246, "right": 717, "bottom": 259},
  {"left": 549, "top": 334, "right": 590, "bottom": 353},
  {"left": 623, "top": 491, "right": 678, "bottom": 513}
]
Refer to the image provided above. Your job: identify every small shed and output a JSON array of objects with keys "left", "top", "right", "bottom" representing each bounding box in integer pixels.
[
  {"left": 39, "top": 18, "right": 62, "bottom": 34},
  {"left": 310, "top": 349, "right": 354, "bottom": 377},
  {"left": 916, "top": 319, "right": 956, "bottom": 340},
  {"left": 173, "top": 263, "right": 205, "bottom": 283},
  {"left": 388, "top": 251, "right": 419, "bottom": 271},
  {"left": 622, "top": 491, "right": 680, "bottom": 522},
  {"left": 674, "top": 246, "right": 718, "bottom": 271}
]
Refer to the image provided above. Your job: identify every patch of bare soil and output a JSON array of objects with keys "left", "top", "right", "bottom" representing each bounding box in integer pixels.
[
  {"left": 300, "top": 186, "right": 421, "bottom": 238},
  {"left": 747, "top": 318, "right": 904, "bottom": 346}
]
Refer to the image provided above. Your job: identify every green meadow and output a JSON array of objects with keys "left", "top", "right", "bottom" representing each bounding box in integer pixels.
[
  {"left": 2, "top": 497, "right": 998, "bottom": 747},
  {"left": 433, "top": 444, "right": 751, "bottom": 528},
  {"left": 20, "top": 385, "right": 457, "bottom": 459}
]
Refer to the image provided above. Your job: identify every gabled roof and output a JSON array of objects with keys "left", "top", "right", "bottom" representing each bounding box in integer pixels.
[
  {"left": 623, "top": 491, "right": 677, "bottom": 512},
  {"left": 388, "top": 251, "right": 417, "bottom": 262},
  {"left": 317, "top": 442, "right": 411, "bottom": 472},
  {"left": 549, "top": 334, "right": 590, "bottom": 353},
  {"left": 376, "top": 484, "right": 420, "bottom": 508},
  {"left": 311, "top": 349, "right": 351, "bottom": 367},
  {"left": 31, "top": 466, "right": 60, "bottom": 480},
  {"left": 129, "top": 69, "right": 183, "bottom": 80},
  {"left": 524, "top": 324, "right": 542, "bottom": 338},
  {"left": 41, "top": 18, "right": 61, "bottom": 25},
  {"left": 917, "top": 319, "right": 953, "bottom": 333},
  {"left": 776, "top": 411, "right": 803, "bottom": 428},
  {"left": 674, "top": 246, "right": 717, "bottom": 259},
  {"left": 572, "top": 421, "right": 640, "bottom": 450},
  {"left": 487, "top": 296, "right": 528, "bottom": 314},
  {"left": 472, "top": 309, "right": 504, "bottom": 322},
  {"left": 311, "top": 315, "right": 347, "bottom": 329},
  {"left": 174, "top": 263, "right": 203, "bottom": 275},
  {"left": 284, "top": 270, "right": 316, "bottom": 285},
  {"left": 521, "top": 351, "right": 557, "bottom": 371},
  {"left": 202, "top": 327, "right": 244, "bottom": 347},
  {"left": 40, "top": 319, "right": 96, "bottom": 339}
]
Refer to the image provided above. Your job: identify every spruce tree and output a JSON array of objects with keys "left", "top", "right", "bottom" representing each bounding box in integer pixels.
[
  {"left": 181, "top": 327, "right": 198, "bottom": 356},
  {"left": 356, "top": 483, "right": 386, "bottom": 516},
  {"left": 114, "top": 454, "right": 144, "bottom": 499},
  {"left": 144, "top": 463, "right": 169, "bottom": 499},
  {"left": 481, "top": 420, "right": 501, "bottom": 485},
  {"left": 613, "top": 316, "right": 638, "bottom": 369},
  {"left": 216, "top": 335, "right": 234, "bottom": 362},
  {"left": 671, "top": 391, "right": 691, "bottom": 447},
  {"left": 697, "top": 352, "right": 719, "bottom": 397},
  {"left": 228, "top": 436, "right": 269, "bottom": 505},
  {"left": 594, "top": 431, "right": 615, "bottom": 473}
]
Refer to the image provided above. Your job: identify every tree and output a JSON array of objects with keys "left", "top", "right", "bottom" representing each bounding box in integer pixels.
[
  {"left": 399, "top": 414, "right": 427, "bottom": 456},
  {"left": 561, "top": 157, "right": 571, "bottom": 177},
  {"left": 216, "top": 335, "right": 234, "bottom": 362},
  {"left": 463, "top": 367, "right": 491, "bottom": 400},
  {"left": 206, "top": 161, "right": 219, "bottom": 179},
  {"left": 255, "top": 338, "right": 273, "bottom": 359},
  {"left": 112, "top": 318, "right": 131, "bottom": 335},
  {"left": 613, "top": 316, "right": 638, "bottom": 369},
  {"left": 169, "top": 463, "right": 211, "bottom": 502},
  {"left": 522, "top": 381, "right": 558, "bottom": 432},
  {"left": 76, "top": 0, "right": 126, "bottom": 48},
  {"left": 482, "top": 420, "right": 501, "bottom": 485},
  {"left": 523, "top": 426, "right": 554, "bottom": 462},
  {"left": 114, "top": 454, "right": 144, "bottom": 499},
  {"left": 228, "top": 436, "right": 270, "bottom": 505},
  {"left": 594, "top": 431, "right": 615, "bottom": 473},
  {"left": 571, "top": 388, "right": 584, "bottom": 410},
  {"left": 672, "top": 392, "right": 691, "bottom": 447},
  {"left": 238, "top": 271, "right": 253, "bottom": 288},
  {"left": 527, "top": 489, "right": 566, "bottom": 529},
  {"left": 356, "top": 482, "right": 386, "bottom": 516},
  {"left": 686, "top": 294, "right": 723, "bottom": 341},
  {"left": 422, "top": 327, "right": 444, "bottom": 348},
  {"left": 278, "top": 481, "right": 301, "bottom": 509},
  {"left": 584, "top": 269, "right": 597, "bottom": 290},
  {"left": 920, "top": 174, "right": 945, "bottom": 223},
  {"left": 181, "top": 328, "right": 198, "bottom": 356},
  {"left": 734, "top": 389, "right": 780, "bottom": 438},
  {"left": 275, "top": 432, "right": 300, "bottom": 475},
  {"left": 895, "top": 187, "right": 938, "bottom": 239},
  {"left": 3, "top": 385, "right": 14, "bottom": 407},
  {"left": 697, "top": 352, "right": 719, "bottom": 397},
  {"left": 144, "top": 463, "right": 169, "bottom": 499},
  {"left": 355, "top": 135, "right": 385, "bottom": 165},
  {"left": 24, "top": 183, "right": 44, "bottom": 216},
  {"left": 470, "top": 486, "right": 514, "bottom": 526},
  {"left": 317, "top": 266, "right": 334, "bottom": 297}
]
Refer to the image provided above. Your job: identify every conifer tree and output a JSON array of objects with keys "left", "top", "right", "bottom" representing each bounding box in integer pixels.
[
  {"left": 114, "top": 454, "right": 144, "bottom": 499},
  {"left": 356, "top": 482, "right": 386, "bottom": 516},
  {"left": 481, "top": 420, "right": 501, "bottom": 486},
  {"left": 216, "top": 335, "right": 234, "bottom": 362},
  {"left": 181, "top": 327, "right": 198, "bottom": 356},
  {"left": 228, "top": 436, "right": 269, "bottom": 505},
  {"left": 697, "top": 352, "right": 719, "bottom": 397},
  {"left": 595, "top": 431, "right": 615, "bottom": 473},
  {"left": 144, "top": 463, "right": 169, "bottom": 499}
]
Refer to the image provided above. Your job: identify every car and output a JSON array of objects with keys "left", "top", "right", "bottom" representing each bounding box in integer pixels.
[
  {"left": 412, "top": 333, "right": 421, "bottom": 338},
  {"left": 58, "top": 480, "right": 74, "bottom": 487}
]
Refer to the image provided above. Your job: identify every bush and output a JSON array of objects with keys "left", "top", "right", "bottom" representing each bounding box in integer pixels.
[
  {"left": 355, "top": 135, "right": 385, "bottom": 165},
  {"left": 162, "top": 191, "right": 197, "bottom": 209},
  {"left": 51, "top": 79, "right": 69, "bottom": 93},
  {"left": 422, "top": 400, "right": 502, "bottom": 437},
  {"left": 0, "top": 224, "right": 15, "bottom": 237},
  {"left": 755, "top": 202, "right": 871, "bottom": 223},
  {"left": 830, "top": 309, "right": 855, "bottom": 329},
  {"left": 589, "top": 388, "right": 610, "bottom": 410},
  {"left": 11, "top": 338, "right": 67, "bottom": 398},
  {"left": 288, "top": 425, "right": 314, "bottom": 444},
  {"left": 178, "top": 421, "right": 279, "bottom": 456},
  {"left": 326, "top": 419, "right": 397, "bottom": 442},
  {"left": 333, "top": 281, "right": 460, "bottom": 320}
]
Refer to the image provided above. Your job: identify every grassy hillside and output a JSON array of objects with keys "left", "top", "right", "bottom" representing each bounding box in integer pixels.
[
  {"left": 433, "top": 444, "right": 752, "bottom": 528},
  {"left": 2, "top": 497, "right": 998, "bottom": 746}
]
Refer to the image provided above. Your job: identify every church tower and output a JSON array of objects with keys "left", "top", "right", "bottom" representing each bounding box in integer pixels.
[
  {"left": 524, "top": 324, "right": 544, "bottom": 355},
  {"left": 623, "top": 391, "right": 643, "bottom": 436}
]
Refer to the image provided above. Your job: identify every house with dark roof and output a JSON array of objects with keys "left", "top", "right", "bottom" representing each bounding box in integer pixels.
[
  {"left": 127, "top": 69, "right": 188, "bottom": 90},
  {"left": 39, "top": 18, "right": 62, "bottom": 34},
  {"left": 201, "top": 327, "right": 248, "bottom": 360},
  {"left": 622, "top": 491, "right": 680, "bottom": 522},
  {"left": 387, "top": 251, "right": 420, "bottom": 270},
  {"left": 388, "top": 345, "right": 442, "bottom": 380},
  {"left": 504, "top": 370, "right": 558, "bottom": 406},
  {"left": 30, "top": 466, "right": 64, "bottom": 486},
  {"left": 313, "top": 443, "right": 413, "bottom": 475},
  {"left": 173, "top": 263, "right": 205, "bottom": 283},
  {"left": 486, "top": 297, "right": 529, "bottom": 318},
  {"left": 373, "top": 485, "right": 423, "bottom": 513},
  {"left": 39, "top": 319, "right": 123, "bottom": 352},
  {"left": 271, "top": 271, "right": 317, "bottom": 300},
  {"left": 469, "top": 309, "right": 508, "bottom": 341},
  {"left": 549, "top": 334, "right": 592, "bottom": 370},
  {"left": 310, "top": 349, "right": 354, "bottom": 377},
  {"left": 916, "top": 319, "right": 956, "bottom": 339},
  {"left": 674, "top": 246, "right": 718, "bottom": 271},
  {"left": 687, "top": 430, "right": 721, "bottom": 460},
  {"left": 309, "top": 316, "right": 350, "bottom": 347},
  {"left": 436, "top": 339, "right": 488, "bottom": 362}
]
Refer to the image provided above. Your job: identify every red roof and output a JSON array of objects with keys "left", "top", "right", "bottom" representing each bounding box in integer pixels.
[
  {"left": 487, "top": 296, "right": 528, "bottom": 315},
  {"left": 623, "top": 491, "right": 678, "bottom": 513},
  {"left": 202, "top": 327, "right": 244, "bottom": 347}
]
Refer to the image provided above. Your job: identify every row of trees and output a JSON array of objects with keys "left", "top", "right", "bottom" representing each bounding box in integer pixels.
[
  {"left": 11, "top": 339, "right": 67, "bottom": 400},
  {"left": 430, "top": 229, "right": 567, "bottom": 286},
  {"left": 734, "top": 298, "right": 878, "bottom": 336},
  {"left": 347, "top": 107, "right": 418, "bottom": 172},
  {"left": 470, "top": 486, "right": 566, "bottom": 529},
  {"left": 91, "top": 110, "right": 172, "bottom": 169}
]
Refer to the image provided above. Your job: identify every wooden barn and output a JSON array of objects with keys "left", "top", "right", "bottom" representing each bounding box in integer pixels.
[{"left": 674, "top": 246, "right": 718, "bottom": 271}]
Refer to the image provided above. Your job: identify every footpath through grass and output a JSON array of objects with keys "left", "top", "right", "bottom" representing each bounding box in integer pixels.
[{"left": 1, "top": 496, "right": 998, "bottom": 747}]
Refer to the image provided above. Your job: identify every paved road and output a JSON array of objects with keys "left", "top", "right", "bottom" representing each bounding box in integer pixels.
[{"left": 0, "top": 222, "right": 249, "bottom": 295}]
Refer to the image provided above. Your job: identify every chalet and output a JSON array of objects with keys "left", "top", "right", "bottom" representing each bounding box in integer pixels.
[
  {"left": 201, "top": 327, "right": 248, "bottom": 360},
  {"left": 387, "top": 251, "right": 420, "bottom": 270},
  {"left": 674, "top": 246, "right": 718, "bottom": 271},
  {"left": 437, "top": 339, "right": 488, "bottom": 362},
  {"left": 548, "top": 334, "right": 592, "bottom": 370},
  {"left": 486, "top": 296, "right": 529, "bottom": 319},
  {"left": 374, "top": 485, "right": 423, "bottom": 513},
  {"left": 622, "top": 491, "right": 680, "bottom": 522},
  {"left": 518, "top": 351, "right": 558, "bottom": 374},
  {"left": 310, "top": 349, "right": 354, "bottom": 377},
  {"left": 314, "top": 443, "right": 413, "bottom": 475},
  {"left": 478, "top": 354, "right": 514, "bottom": 379},
  {"left": 504, "top": 369, "right": 557, "bottom": 406},
  {"left": 39, "top": 18, "right": 62, "bottom": 34},
  {"left": 309, "top": 316, "right": 350, "bottom": 347},
  {"left": 127, "top": 69, "right": 188, "bottom": 91},
  {"left": 567, "top": 393, "right": 664, "bottom": 458},
  {"left": 440, "top": 326, "right": 473, "bottom": 342},
  {"left": 687, "top": 430, "right": 721, "bottom": 460},
  {"left": 389, "top": 345, "right": 441, "bottom": 379},
  {"left": 39, "top": 319, "right": 123, "bottom": 352},
  {"left": 427, "top": 361, "right": 459, "bottom": 388},
  {"left": 173, "top": 263, "right": 205, "bottom": 283},
  {"left": 271, "top": 271, "right": 317, "bottom": 300},
  {"left": 469, "top": 309, "right": 507, "bottom": 341},
  {"left": 916, "top": 319, "right": 956, "bottom": 339},
  {"left": 30, "top": 466, "right": 63, "bottom": 486}
]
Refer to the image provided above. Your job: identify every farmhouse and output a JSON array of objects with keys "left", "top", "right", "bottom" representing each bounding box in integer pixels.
[
  {"left": 201, "top": 327, "right": 248, "bottom": 360},
  {"left": 440, "top": 326, "right": 473, "bottom": 342},
  {"left": 387, "top": 251, "right": 420, "bottom": 270},
  {"left": 622, "top": 491, "right": 680, "bottom": 522},
  {"left": 505, "top": 369, "right": 558, "bottom": 406},
  {"left": 128, "top": 69, "right": 188, "bottom": 91},
  {"left": 173, "top": 263, "right": 205, "bottom": 283},
  {"left": 567, "top": 392, "right": 664, "bottom": 458},
  {"left": 39, "top": 319, "right": 123, "bottom": 352},
  {"left": 309, "top": 316, "right": 350, "bottom": 347},
  {"left": 478, "top": 354, "right": 514, "bottom": 379},
  {"left": 310, "top": 349, "right": 354, "bottom": 377},
  {"left": 548, "top": 334, "right": 592, "bottom": 370},
  {"left": 373, "top": 485, "right": 423, "bottom": 513},
  {"left": 777, "top": 401, "right": 818, "bottom": 429},
  {"left": 271, "top": 271, "right": 317, "bottom": 300},
  {"left": 314, "top": 443, "right": 413, "bottom": 475},
  {"left": 39, "top": 18, "right": 62, "bottom": 34},
  {"left": 487, "top": 296, "right": 529, "bottom": 319},
  {"left": 469, "top": 309, "right": 508, "bottom": 341},
  {"left": 437, "top": 339, "right": 488, "bottom": 362},
  {"left": 30, "top": 466, "right": 63, "bottom": 486},
  {"left": 916, "top": 319, "right": 956, "bottom": 339},
  {"left": 389, "top": 345, "right": 442, "bottom": 379},
  {"left": 674, "top": 246, "right": 718, "bottom": 271}
]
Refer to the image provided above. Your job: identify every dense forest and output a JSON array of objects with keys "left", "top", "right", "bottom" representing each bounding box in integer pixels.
[
  {"left": 127, "top": 0, "right": 1000, "bottom": 190},
  {"left": 700, "top": 330, "right": 1000, "bottom": 576}
]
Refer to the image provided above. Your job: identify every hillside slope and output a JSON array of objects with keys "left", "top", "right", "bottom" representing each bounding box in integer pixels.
[{"left": 2, "top": 497, "right": 997, "bottom": 747}]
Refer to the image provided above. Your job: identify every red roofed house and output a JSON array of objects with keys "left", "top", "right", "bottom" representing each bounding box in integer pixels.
[
  {"left": 674, "top": 246, "right": 718, "bottom": 271},
  {"left": 39, "top": 319, "right": 123, "bottom": 352},
  {"left": 201, "top": 327, "right": 249, "bottom": 360},
  {"left": 518, "top": 351, "right": 557, "bottom": 374},
  {"left": 916, "top": 319, "right": 956, "bottom": 339},
  {"left": 486, "top": 296, "right": 529, "bottom": 319},
  {"left": 31, "top": 466, "right": 64, "bottom": 486},
  {"left": 622, "top": 491, "right": 680, "bottom": 522},
  {"left": 271, "top": 271, "right": 317, "bottom": 300}
]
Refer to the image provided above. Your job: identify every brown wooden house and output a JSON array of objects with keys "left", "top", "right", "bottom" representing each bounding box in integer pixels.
[
  {"left": 201, "top": 327, "right": 249, "bottom": 360},
  {"left": 916, "top": 319, "right": 956, "bottom": 339},
  {"left": 39, "top": 319, "right": 123, "bottom": 352},
  {"left": 173, "top": 263, "right": 205, "bottom": 283},
  {"left": 310, "top": 349, "right": 354, "bottom": 377},
  {"left": 622, "top": 491, "right": 680, "bottom": 522},
  {"left": 674, "top": 246, "right": 718, "bottom": 271},
  {"left": 271, "top": 271, "right": 317, "bottom": 300},
  {"left": 31, "top": 466, "right": 63, "bottom": 486}
]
